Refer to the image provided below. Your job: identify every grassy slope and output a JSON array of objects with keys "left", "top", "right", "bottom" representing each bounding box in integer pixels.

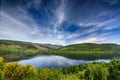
[
  {"left": 57, "top": 43, "right": 120, "bottom": 53},
  {"left": 0, "top": 40, "right": 57, "bottom": 61},
  {"left": 47, "top": 43, "right": 120, "bottom": 60}
]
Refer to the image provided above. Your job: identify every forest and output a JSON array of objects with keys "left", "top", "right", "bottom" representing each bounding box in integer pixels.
[{"left": 0, "top": 57, "right": 120, "bottom": 80}]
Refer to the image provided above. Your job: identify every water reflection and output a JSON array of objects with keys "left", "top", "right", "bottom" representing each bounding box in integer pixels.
[{"left": 19, "top": 55, "right": 111, "bottom": 68}]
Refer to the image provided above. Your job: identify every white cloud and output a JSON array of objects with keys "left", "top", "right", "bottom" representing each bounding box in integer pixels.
[
  {"left": 53, "top": 0, "right": 65, "bottom": 34},
  {"left": 72, "top": 32, "right": 112, "bottom": 44},
  {"left": 0, "top": 12, "right": 36, "bottom": 41},
  {"left": 73, "top": 37, "right": 98, "bottom": 44},
  {"left": 78, "top": 23, "right": 97, "bottom": 27},
  {"left": 72, "top": 37, "right": 106, "bottom": 44},
  {"left": 106, "top": 0, "right": 119, "bottom": 5},
  {"left": 78, "top": 11, "right": 120, "bottom": 31},
  {"left": 0, "top": 11, "right": 66, "bottom": 45},
  {"left": 27, "top": 0, "right": 42, "bottom": 10},
  {"left": 0, "top": 12, "right": 34, "bottom": 39},
  {"left": 1, "top": 0, "right": 120, "bottom": 45}
]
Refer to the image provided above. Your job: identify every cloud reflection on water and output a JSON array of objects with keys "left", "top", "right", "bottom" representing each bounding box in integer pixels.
[{"left": 19, "top": 55, "right": 111, "bottom": 68}]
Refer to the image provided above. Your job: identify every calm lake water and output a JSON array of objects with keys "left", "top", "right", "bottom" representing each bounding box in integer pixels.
[{"left": 19, "top": 55, "right": 111, "bottom": 68}]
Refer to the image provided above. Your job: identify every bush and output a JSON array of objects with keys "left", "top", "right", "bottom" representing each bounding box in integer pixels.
[
  {"left": 85, "top": 64, "right": 109, "bottom": 80},
  {"left": 3, "top": 62, "right": 37, "bottom": 80},
  {"left": 0, "top": 57, "right": 4, "bottom": 63}
]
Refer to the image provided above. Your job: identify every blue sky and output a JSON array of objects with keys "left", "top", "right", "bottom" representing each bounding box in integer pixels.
[{"left": 0, "top": 0, "right": 120, "bottom": 45}]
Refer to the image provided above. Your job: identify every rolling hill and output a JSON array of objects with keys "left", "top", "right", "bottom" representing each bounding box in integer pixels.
[
  {"left": 47, "top": 43, "right": 120, "bottom": 60},
  {"left": 0, "top": 39, "right": 61, "bottom": 61},
  {"left": 0, "top": 39, "right": 120, "bottom": 61},
  {"left": 55, "top": 43, "right": 120, "bottom": 53},
  {"left": 0, "top": 39, "right": 61, "bottom": 50}
]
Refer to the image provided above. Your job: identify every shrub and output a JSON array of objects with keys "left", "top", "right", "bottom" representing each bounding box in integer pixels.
[{"left": 3, "top": 62, "right": 37, "bottom": 80}]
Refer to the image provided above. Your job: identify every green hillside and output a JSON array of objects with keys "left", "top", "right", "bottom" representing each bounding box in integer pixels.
[
  {"left": 47, "top": 43, "right": 120, "bottom": 60},
  {"left": 0, "top": 40, "right": 120, "bottom": 61},
  {"left": 0, "top": 40, "right": 60, "bottom": 61},
  {"left": 56, "top": 43, "right": 120, "bottom": 53}
]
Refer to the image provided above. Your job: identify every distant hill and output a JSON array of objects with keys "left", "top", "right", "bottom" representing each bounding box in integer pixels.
[
  {"left": 0, "top": 39, "right": 61, "bottom": 51},
  {"left": 0, "top": 39, "right": 120, "bottom": 61},
  {"left": 0, "top": 39, "right": 61, "bottom": 61},
  {"left": 47, "top": 43, "right": 120, "bottom": 60},
  {"left": 56, "top": 43, "right": 120, "bottom": 53},
  {"left": 40, "top": 44, "right": 62, "bottom": 49}
]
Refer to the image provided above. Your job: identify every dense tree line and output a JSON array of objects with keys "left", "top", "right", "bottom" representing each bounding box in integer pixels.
[{"left": 0, "top": 57, "right": 120, "bottom": 80}]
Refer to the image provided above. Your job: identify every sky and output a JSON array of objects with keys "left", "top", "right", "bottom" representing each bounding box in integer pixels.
[{"left": 0, "top": 0, "right": 120, "bottom": 45}]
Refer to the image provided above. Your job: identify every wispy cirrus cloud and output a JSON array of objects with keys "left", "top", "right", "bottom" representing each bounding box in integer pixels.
[
  {"left": 0, "top": 0, "right": 120, "bottom": 45},
  {"left": 72, "top": 32, "right": 112, "bottom": 44},
  {"left": 0, "top": 12, "right": 38, "bottom": 40},
  {"left": 0, "top": 11, "right": 66, "bottom": 45},
  {"left": 106, "top": 0, "right": 119, "bottom": 5}
]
